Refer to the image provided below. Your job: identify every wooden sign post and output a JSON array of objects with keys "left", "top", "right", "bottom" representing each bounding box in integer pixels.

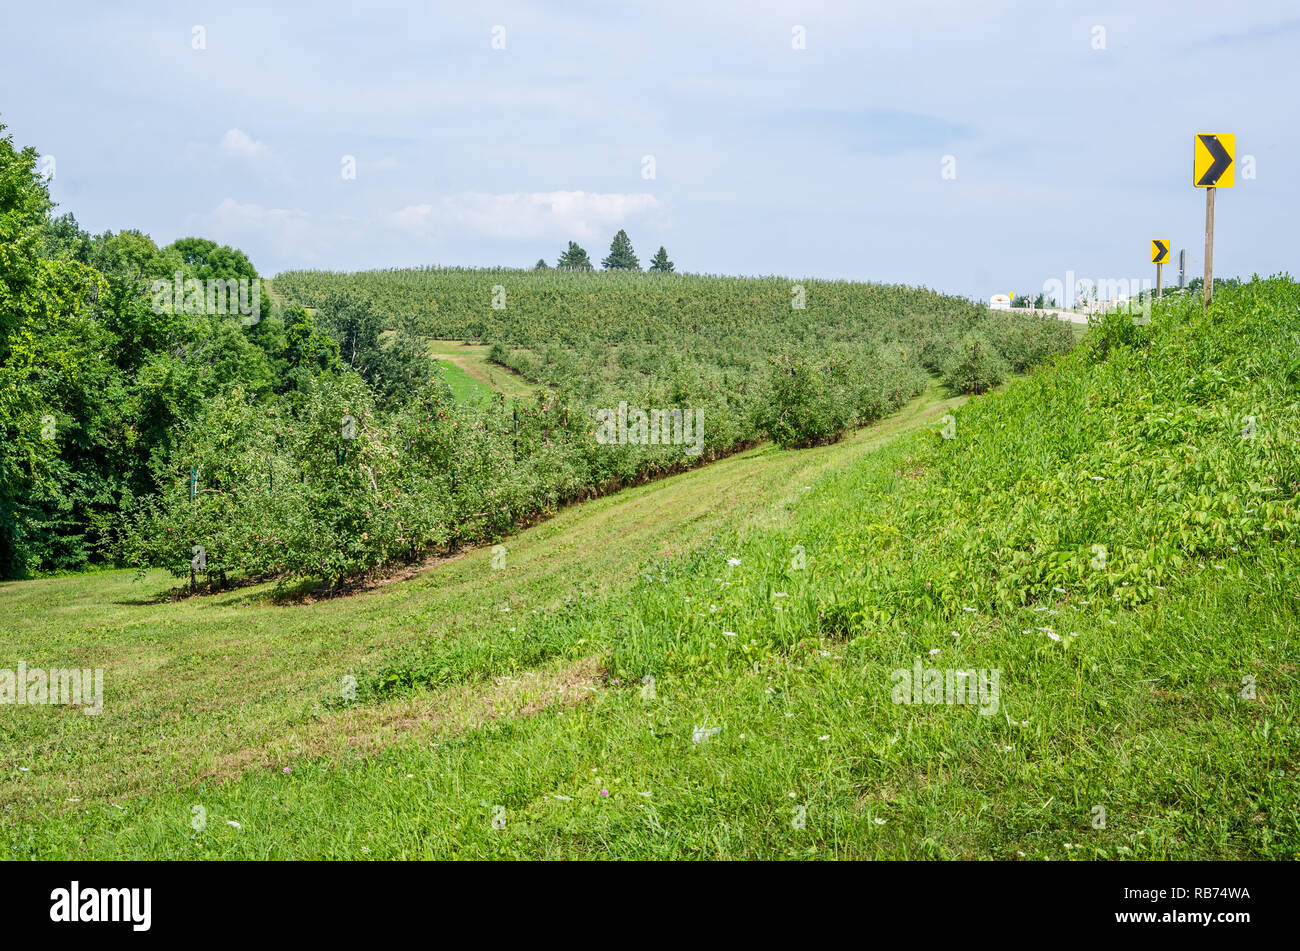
[{"left": 1203, "top": 187, "right": 1214, "bottom": 310}]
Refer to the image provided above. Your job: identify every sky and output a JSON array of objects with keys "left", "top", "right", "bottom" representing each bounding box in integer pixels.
[{"left": 2, "top": 0, "right": 1296, "bottom": 300}]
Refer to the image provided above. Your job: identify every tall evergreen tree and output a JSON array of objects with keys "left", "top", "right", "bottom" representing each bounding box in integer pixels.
[
  {"left": 556, "top": 241, "right": 593, "bottom": 270},
  {"left": 601, "top": 229, "right": 640, "bottom": 271},
  {"left": 648, "top": 246, "right": 674, "bottom": 273},
  {"left": 534, "top": 258, "right": 549, "bottom": 270}
]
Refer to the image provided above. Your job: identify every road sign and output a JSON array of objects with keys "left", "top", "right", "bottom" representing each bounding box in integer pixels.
[
  {"left": 1194, "top": 133, "right": 1234, "bottom": 187},
  {"left": 1195, "top": 133, "right": 1233, "bottom": 310},
  {"left": 1150, "top": 240, "right": 1169, "bottom": 300}
]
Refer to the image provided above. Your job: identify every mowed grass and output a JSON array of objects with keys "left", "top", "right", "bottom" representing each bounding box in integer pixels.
[
  {"left": 21, "top": 544, "right": 1290, "bottom": 860},
  {"left": 426, "top": 340, "right": 537, "bottom": 402},
  {"left": 354, "top": 334, "right": 536, "bottom": 404},
  {"left": 431, "top": 356, "right": 495, "bottom": 404},
  {"left": 0, "top": 384, "right": 962, "bottom": 854}
]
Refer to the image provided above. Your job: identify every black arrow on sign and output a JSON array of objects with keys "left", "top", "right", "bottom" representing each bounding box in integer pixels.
[
  {"left": 1153, "top": 240, "right": 1168, "bottom": 263},
  {"left": 1197, "top": 134, "right": 1232, "bottom": 186}
]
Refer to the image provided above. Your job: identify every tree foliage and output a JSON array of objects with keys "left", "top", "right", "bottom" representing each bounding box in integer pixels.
[
  {"left": 648, "top": 246, "right": 674, "bottom": 272},
  {"left": 556, "top": 241, "right": 593, "bottom": 270},
  {"left": 601, "top": 229, "right": 640, "bottom": 271},
  {"left": 942, "top": 333, "right": 1009, "bottom": 395}
]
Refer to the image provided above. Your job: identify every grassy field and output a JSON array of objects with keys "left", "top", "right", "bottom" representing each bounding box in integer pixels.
[
  {"left": 430, "top": 352, "right": 493, "bottom": 404},
  {"left": 426, "top": 340, "right": 538, "bottom": 403},
  {"left": 4, "top": 281, "right": 1297, "bottom": 860}
]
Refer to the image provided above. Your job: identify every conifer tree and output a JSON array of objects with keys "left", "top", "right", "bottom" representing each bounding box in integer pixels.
[
  {"left": 556, "top": 241, "right": 593, "bottom": 270},
  {"left": 601, "top": 229, "right": 640, "bottom": 271},
  {"left": 648, "top": 246, "right": 674, "bottom": 273}
]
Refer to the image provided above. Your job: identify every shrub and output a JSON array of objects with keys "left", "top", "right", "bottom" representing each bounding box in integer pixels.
[
  {"left": 758, "top": 351, "right": 856, "bottom": 448},
  {"left": 943, "top": 333, "right": 1009, "bottom": 394}
]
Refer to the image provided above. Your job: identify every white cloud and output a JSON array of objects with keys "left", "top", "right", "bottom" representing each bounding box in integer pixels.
[
  {"left": 388, "top": 191, "right": 665, "bottom": 242},
  {"left": 220, "top": 128, "right": 269, "bottom": 161},
  {"left": 204, "top": 198, "right": 317, "bottom": 252}
]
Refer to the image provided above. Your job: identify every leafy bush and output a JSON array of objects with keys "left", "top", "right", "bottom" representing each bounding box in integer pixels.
[
  {"left": 943, "top": 333, "right": 1009, "bottom": 394},
  {"left": 982, "top": 310, "right": 1076, "bottom": 371},
  {"left": 757, "top": 351, "right": 856, "bottom": 448}
]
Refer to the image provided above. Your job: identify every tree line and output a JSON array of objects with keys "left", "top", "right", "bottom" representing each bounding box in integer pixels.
[{"left": 535, "top": 230, "right": 674, "bottom": 272}]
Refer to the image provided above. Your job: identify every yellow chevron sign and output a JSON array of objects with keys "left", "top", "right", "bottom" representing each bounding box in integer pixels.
[
  {"left": 1194, "top": 133, "right": 1234, "bottom": 187},
  {"left": 1151, "top": 240, "right": 1170, "bottom": 264}
]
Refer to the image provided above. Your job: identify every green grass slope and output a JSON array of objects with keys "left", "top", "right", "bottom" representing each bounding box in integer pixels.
[
  {"left": 5, "top": 278, "right": 1298, "bottom": 858},
  {"left": 0, "top": 387, "right": 964, "bottom": 844},
  {"left": 426, "top": 339, "right": 538, "bottom": 403}
]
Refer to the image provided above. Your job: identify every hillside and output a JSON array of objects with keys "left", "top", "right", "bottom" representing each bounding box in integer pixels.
[
  {"left": 6, "top": 278, "right": 1296, "bottom": 859},
  {"left": 273, "top": 266, "right": 1074, "bottom": 398},
  {"left": 119, "top": 267, "right": 1072, "bottom": 590}
]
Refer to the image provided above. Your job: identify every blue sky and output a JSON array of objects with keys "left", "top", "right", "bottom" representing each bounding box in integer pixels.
[{"left": 3, "top": 0, "right": 1296, "bottom": 299}]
